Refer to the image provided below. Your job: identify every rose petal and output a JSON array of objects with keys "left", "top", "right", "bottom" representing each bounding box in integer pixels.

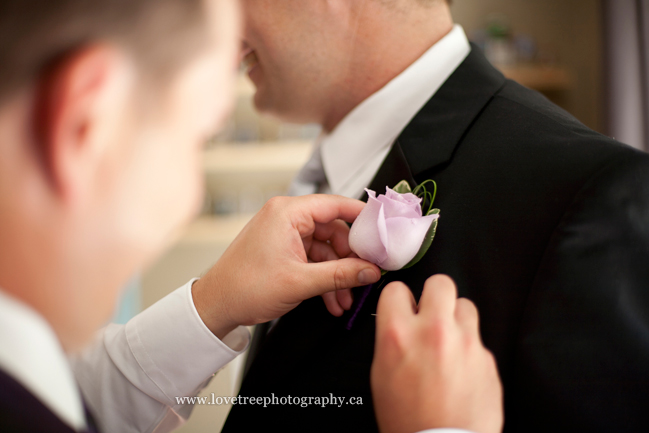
[
  {"left": 377, "top": 214, "right": 438, "bottom": 271},
  {"left": 385, "top": 187, "right": 422, "bottom": 206},
  {"left": 349, "top": 190, "right": 389, "bottom": 265},
  {"left": 386, "top": 187, "right": 423, "bottom": 213},
  {"left": 379, "top": 188, "right": 422, "bottom": 218},
  {"left": 378, "top": 195, "right": 422, "bottom": 219}
]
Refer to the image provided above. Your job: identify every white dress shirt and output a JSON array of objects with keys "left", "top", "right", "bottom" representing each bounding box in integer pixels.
[
  {"left": 290, "top": 24, "right": 471, "bottom": 200},
  {"left": 290, "top": 25, "right": 475, "bottom": 433},
  {"left": 0, "top": 280, "right": 250, "bottom": 433}
]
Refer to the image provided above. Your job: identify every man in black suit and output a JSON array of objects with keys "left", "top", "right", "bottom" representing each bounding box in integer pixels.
[{"left": 227, "top": 0, "right": 649, "bottom": 431}]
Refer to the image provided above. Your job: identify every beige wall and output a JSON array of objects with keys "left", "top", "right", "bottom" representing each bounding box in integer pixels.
[{"left": 451, "top": 0, "right": 604, "bottom": 132}]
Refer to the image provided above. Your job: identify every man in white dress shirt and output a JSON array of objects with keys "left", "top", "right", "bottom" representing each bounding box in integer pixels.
[{"left": 0, "top": 0, "right": 503, "bottom": 432}]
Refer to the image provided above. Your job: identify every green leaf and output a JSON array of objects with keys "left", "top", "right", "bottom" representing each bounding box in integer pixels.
[
  {"left": 427, "top": 208, "right": 440, "bottom": 216},
  {"left": 392, "top": 180, "right": 412, "bottom": 194},
  {"left": 381, "top": 269, "right": 389, "bottom": 276},
  {"left": 401, "top": 214, "right": 439, "bottom": 270}
]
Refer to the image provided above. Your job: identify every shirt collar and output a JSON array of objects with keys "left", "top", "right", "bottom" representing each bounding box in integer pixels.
[
  {"left": 0, "top": 288, "right": 86, "bottom": 431},
  {"left": 320, "top": 24, "right": 471, "bottom": 197}
]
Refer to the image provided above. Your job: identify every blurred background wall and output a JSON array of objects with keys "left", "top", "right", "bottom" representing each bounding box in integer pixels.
[
  {"left": 451, "top": 0, "right": 604, "bottom": 133},
  {"left": 111, "top": 1, "right": 648, "bottom": 432}
]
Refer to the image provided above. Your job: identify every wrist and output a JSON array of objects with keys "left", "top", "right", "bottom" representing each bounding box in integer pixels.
[{"left": 191, "top": 277, "right": 238, "bottom": 340}]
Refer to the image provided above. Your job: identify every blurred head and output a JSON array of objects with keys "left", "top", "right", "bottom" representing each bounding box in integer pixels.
[
  {"left": 241, "top": 0, "right": 452, "bottom": 131},
  {"left": 0, "top": 0, "right": 240, "bottom": 351}
]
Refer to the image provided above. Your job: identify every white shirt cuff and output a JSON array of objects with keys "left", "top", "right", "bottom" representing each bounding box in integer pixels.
[{"left": 107, "top": 278, "right": 250, "bottom": 403}]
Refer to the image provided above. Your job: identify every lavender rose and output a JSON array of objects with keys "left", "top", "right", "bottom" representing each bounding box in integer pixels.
[{"left": 349, "top": 187, "right": 440, "bottom": 271}]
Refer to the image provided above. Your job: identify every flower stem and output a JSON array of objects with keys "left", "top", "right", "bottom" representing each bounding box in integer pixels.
[
  {"left": 346, "top": 284, "right": 373, "bottom": 330},
  {"left": 346, "top": 278, "right": 387, "bottom": 330}
]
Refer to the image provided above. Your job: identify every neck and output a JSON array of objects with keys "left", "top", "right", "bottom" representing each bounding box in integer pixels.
[
  {"left": 322, "top": 3, "right": 453, "bottom": 132},
  {"left": 0, "top": 89, "right": 146, "bottom": 354},
  {"left": 0, "top": 98, "right": 127, "bottom": 352},
  {"left": 0, "top": 227, "right": 133, "bottom": 352}
]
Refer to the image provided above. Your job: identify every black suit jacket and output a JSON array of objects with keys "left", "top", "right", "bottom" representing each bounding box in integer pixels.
[{"left": 224, "top": 47, "right": 649, "bottom": 432}]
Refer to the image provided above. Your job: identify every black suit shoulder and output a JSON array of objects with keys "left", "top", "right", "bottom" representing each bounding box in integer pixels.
[
  {"left": 480, "top": 79, "right": 630, "bottom": 168},
  {"left": 438, "top": 77, "right": 641, "bottom": 221},
  {"left": 496, "top": 79, "right": 590, "bottom": 133}
]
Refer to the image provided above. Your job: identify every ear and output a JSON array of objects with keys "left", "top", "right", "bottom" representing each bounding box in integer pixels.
[{"left": 33, "top": 44, "right": 131, "bottom": 206}]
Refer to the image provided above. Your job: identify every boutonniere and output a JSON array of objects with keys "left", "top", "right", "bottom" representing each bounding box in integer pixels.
[{"left": 345, "top": 179, "right": 440, "bottom": 330}]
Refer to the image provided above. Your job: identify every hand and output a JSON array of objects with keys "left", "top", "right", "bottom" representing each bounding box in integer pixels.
[
  {"left": 192, "top": 195, "right": 381, "bottom": 339},
  {"left": 371, "top": 275, "right": 503, "bottom": 433}
]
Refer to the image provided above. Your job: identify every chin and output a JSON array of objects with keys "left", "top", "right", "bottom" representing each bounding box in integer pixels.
[
  {"left": 252, "top": 86, "right": 273, "bottom": 114},
  {"left": 250, "top": 79, "right": 280, "bottom": 115},
  {"left": 253, "top": 93, "right": 306, "bottom": 124}
]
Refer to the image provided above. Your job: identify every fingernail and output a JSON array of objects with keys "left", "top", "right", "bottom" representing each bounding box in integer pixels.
[{"left": 358, "top": 268, "right": 379, "bottom": 285}]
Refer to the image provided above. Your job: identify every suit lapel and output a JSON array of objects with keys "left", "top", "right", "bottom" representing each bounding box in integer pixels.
[
  {"left": 397, "top": 44, "right": 507, "bottom": 177},
  {"left": 362, "top": 46, "right": 506, "bottom": 200}
]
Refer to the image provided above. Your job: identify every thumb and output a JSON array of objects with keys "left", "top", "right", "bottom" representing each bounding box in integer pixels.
[{"left": 299, "top": 258, "right": 381, "bottom": 298}]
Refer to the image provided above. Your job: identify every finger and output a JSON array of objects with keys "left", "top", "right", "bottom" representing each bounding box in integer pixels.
[
  {"left": 308, "top": 240, "right": 340, "bottom": 263},
  {"left": 455, "top": 297, "right": 480, "bottom": 333},
  {"left": 297, "top": 258, "right": 380, "bottom": 297},
  {"left": 290, "top": 195, "right": 366, "bottom": 237},
  {"left": 313, "top": 219, "right": 353, "bottom": 258},
  {"left": 322, "top": 292, "right": 345, "bottom": 317},
  {"left": 417, "top": 274, "right": 458, "bottom": 321},
  {"left": 336, "top": 288, "right": 354, "bottom": 310},
  {"left": 376, "top": 281, "right": 417, "bottom": 326}
]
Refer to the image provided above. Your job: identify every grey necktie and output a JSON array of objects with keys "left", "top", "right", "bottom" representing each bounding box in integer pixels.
[{"left": 287, "top": 142, "right": 327, "bottom": 196}]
